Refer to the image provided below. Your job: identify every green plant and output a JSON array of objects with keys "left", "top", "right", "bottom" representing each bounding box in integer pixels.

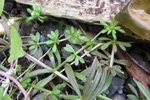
[
  {"left": 65, "top": 57, "right": 111, "bottom": 100},
  {"left": 26, "top": 5, "right": 48, "bottom": 23},
  {"left": 29, "top": 32, "right": 43, "bottom": 55},
  {"left": 46, "top": 30, "right": 59, "bottom": 52},
  {"left": 100, "top": 17, "right": 125, "bottom": 40},
  {"left": 0, "top": 0, "right": 5, "bottom": 16},
  {"left": 66, "top": 26, "right": 82, "bottom": 45},
  {"left": 127, "top": 79, "right": 150, "bottom": 100},
  {"left": 64, "top": 44, "right": 85, "bottom": 66}
]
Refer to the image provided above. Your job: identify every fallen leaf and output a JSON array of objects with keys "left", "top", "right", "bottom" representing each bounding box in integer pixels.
[{"left": 116, "top": 48, "right": 150, "bottom": 92}]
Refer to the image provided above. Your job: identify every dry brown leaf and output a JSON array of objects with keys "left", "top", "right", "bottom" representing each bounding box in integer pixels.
[{"left": 116, "top": 48, "right": 150, "bottom": 92}]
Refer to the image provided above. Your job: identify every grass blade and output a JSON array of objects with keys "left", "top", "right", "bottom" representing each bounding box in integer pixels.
[
  {"left": 65, "top": 63, "right": 81, "bottom": 98},
  {"left": 82, "top": 57, "right": 98, "bottom": 99}
]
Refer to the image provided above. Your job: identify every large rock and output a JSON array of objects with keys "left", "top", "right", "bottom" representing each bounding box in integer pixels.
[{"left": 15, "top": 0, "right": 130, "bottom": 24}]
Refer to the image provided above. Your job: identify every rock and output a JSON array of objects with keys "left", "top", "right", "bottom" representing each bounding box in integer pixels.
[
  {"left": 40, "top": 35, "right": 49, "bottom": 52},
  {"left": 15, "top": 0, "right": 130, "bottom": 24},
  {"left": 4, "top": 0, "right": 14, "bottom": 13},
  {"left": 111, "top": 93, "right": 126, "bottom": 100},
  {"left": 42, "top": 21, "right": 64, "bottom": 36},
  {"left": 108, "top": 76, "right": 125, "bottom": 97}
]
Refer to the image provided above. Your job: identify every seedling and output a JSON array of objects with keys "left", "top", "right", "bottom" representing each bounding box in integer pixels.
[
  {"left": 64, "top": 44, "right": 84, "bottom": 66},
  {"left": 100, "top": 17, "right": 125, "bottom": 40},
  {"left": 26, "top": 5, "right": 48, "bottom": 23}
]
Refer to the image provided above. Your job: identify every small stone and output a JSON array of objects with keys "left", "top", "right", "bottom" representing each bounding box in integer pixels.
[
  {"left": 108, "top": 76, "right": 125, "bottom": 97},
  {"left": 4, "top": 0, "right": 14, "bottom": 13},
  {"left": 40, "top": 35, "right": 49, "bottom": 52},
  {"left": 111, "top": 93, "right": 126, "bottom": 100},
  {"left": 43, "top": 21, "right": 64, "bottom": 36}
]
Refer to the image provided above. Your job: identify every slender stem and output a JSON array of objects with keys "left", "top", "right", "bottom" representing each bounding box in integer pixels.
[
  {"left": 23, "top": 42, "right": 46, "bottom": 46},
  {"left": 29, "top": 83, "right": 79, "bottom": 100},
  {"left": 110, "top": 45, "right": 114, "bottom": 67},
  {"left": 55, "top": 60, "right": 68, "bottom": 71},
  {"left": 59, "top": 37, "right": 70, "bottom": 42},
  {"left": 91, "top": 31, "right": 102, "bottom": 42},
  {"left": 29, "top": 83, "right": 51, "bottom": 94},
  {"left": 0, "top": 70, "right": 30, "bottom": 100},
  {"left": 25, "top": 54, "right": 52, "bottom": 69}
]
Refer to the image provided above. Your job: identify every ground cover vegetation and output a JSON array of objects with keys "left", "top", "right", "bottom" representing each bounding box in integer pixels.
[{"left": 0, "top": 1, "right": 150, "bottom": 100}]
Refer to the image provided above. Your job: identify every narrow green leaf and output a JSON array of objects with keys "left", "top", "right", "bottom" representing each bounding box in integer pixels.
[
  {"left": 0, "top": 0, "right": 5, "bottom": 15},
  {"left": 99, "top": 37, "right": 111, "bottom": 41},
  {"left": 46, "top": 40, "right": 54, "bottom": 45},
  {"left": 117, "top": 41, "right": 131, "bottom": 47},
  {"left": 26, "top": 69, "right": 53, "bottom": 78},
  {"left": 128, "top": 84, "right": 139, "bottom": 97},
  {"left": 30, "top": 34, "right": 37, "bottom": 42},
  {"left": 90, "top": 67, "right": 107, "bottom": 100},
  {"left": 114, "top": 59, "right": 131, "bottom": 67},
  {"left": 133, "top": 79, "right": 150, "bottom": 100},
  {"left": 30, "top": 46, "right": 37, "bottom": 55},
  {"left": 0, "top": 38, "right": 9, "bottom": 45},
  {"left": 48, "top": 51, "right": 56, "bottom": 68},
  {"left": 116, "top": 70, "right": 128, "bottom": 79},
  {"left": 67, "top": 54, "right": 75, "bottom": 62},
  {"left": 26, "top": 17, "right": 35, "bottom": 22},
  {"left": 83, "top": 57, "right": 97, "bottom": 98},
  {"left": 36, "top": 32, "right": 40, "bottom": 42},
  {"left": 29, "top": 45, "right": 36, "bottom": 50},
  {"left": 71, "top": 26, "right": 74, "bottom": 33},
  {"left": 79, "top": 36, "right": 91, "bottom": 41},
  {"left": 64, "top": 44, "right": 75, "bottom": 53},
  {"left": 27, "top": 8, "right": 32, "bottom": 13},
  {"left": 101, "top": 42, "right": 112, "bottom": 50},
  {"left": 52, "top": 90, "right": 61, "bottom": 95},
  {"left": 87, "top": 66, "right": 102, "bottom": 100},
  {"left": 55, "top": 49, "right": 61, "bottom": 65},
  {"left": 118, "top": 44, "right": 126, "bottom": 51},
  {"left": 31, "top": 74, "right": 53, "bottom": 96},
  {"left": 52, "top": 44, "right": 57, "bottom": 52},
  {"left": 100, "top": 21, "right": 109, "bottom": 27},
  {"left": 51, "top": 96, "right": 58, "bottom": 100},
  {"left": 52, "top": 83, "right": 66, "bottom": 92},
  {"left": 8, "top": 26, "right": 26, "bottom": 63},
  {"left": 127, "top": 94, "right": 139, "bottom": 100},
  {"left": 65, "top": 63, "right": 81, "bottom": 97},
  {"left": 77, "top": 56, "right": 85, "bottom": 64},
  {"left": 0, "top": 64, "right": 8, "bottom": 71},
  {"left": 100, "top": 74, "right": 113, "bottom": 93},
  {"left": 55, "top": 30, "right": 59, "bottom": 39},
  {"left": 75, "top": 56, "right": 79, "bottom": 66},
  {"left": 74, "top": 72, "right": 86, "bottom": 82}
]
